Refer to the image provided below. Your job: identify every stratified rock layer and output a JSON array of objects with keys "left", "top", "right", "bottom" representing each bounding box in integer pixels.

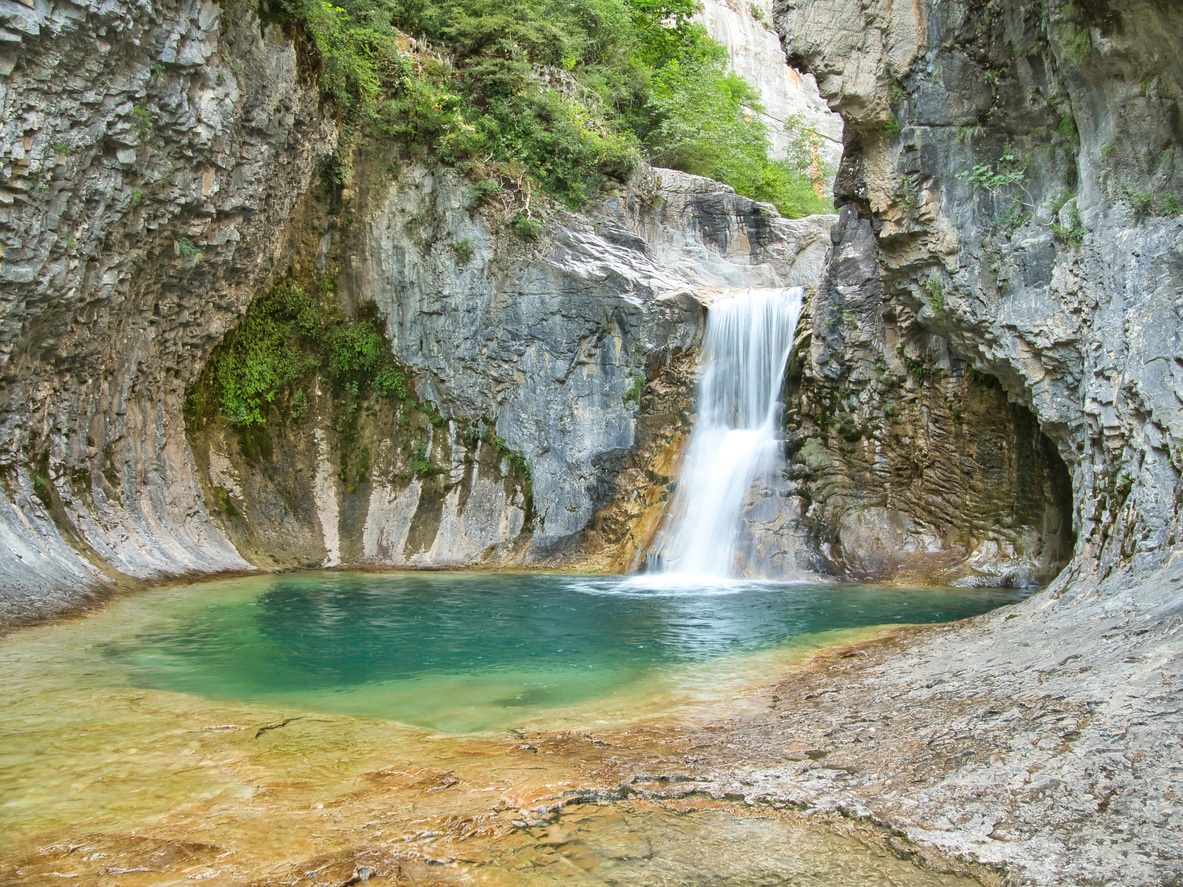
[
  {"left": 192, "top": 162, "right": 832, "bottom": 569},
  {"left": 778, "top": 0, "right": 1183, "bottom": 586},
  {"left": 0, "top": 0, "right": 835, "bottom": 615},
  {"left": 0, "top": 0, "right": 334, "bottom": 624},
  {"left": 760, "top": 0, "right": 1183, "bottom": 882}
]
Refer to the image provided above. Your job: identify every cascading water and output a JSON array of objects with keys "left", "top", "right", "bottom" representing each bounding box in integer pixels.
[{"left": 648, "top": 287, "right": 803, "bottom": 579}]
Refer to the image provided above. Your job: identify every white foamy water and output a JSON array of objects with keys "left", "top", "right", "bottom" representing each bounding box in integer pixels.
[{"left": 647, "top": 287, "right": 803, "bottom": 579}]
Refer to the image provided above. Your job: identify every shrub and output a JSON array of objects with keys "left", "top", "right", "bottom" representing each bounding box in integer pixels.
[
  {"left": 923, "top": 279, "right": 945, "bottom": 318},
  {"left": 271, "top": 0, "right": 825, "bottom": 216},
  {"left": 199, "top": 280, "right": 411, "bottom": 427},
  {"left": 510, "top": 212, "right": 544, "bottom": 240}
]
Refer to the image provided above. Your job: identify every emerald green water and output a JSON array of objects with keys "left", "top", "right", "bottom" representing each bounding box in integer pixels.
[{"left": 103, "top": 571, "right": 1024, "bottom": 733}]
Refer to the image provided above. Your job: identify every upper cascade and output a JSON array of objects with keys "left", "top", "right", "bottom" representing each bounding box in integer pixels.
[{"left": 647, "top": 287, "right": 803, "bottom": 579}]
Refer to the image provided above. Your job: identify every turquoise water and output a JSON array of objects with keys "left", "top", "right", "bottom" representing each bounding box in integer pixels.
[{"left": 101, "top": 572, "right": 1023, "bottom": 733}]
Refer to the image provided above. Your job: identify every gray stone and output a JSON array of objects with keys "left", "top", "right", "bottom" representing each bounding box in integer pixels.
[
  {"left": 767, "top": 0, "right": 1183, "bottom": 880},
  {"left": 0, "top": 0, "right": 335, "bottom": 628},
  {"left": 352, "top": 164, "right": 831, "bottom": 558}
]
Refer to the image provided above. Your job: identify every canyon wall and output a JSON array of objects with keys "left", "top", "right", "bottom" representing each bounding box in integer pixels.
[
  {"left": 777, "top": 0, "right": 1183, "bottom": 588},
  {"left": 727, "top": 0, "right": 1183, "bottom": 882},
  {"left": 187, "top": 159, "right": 832, "bottom": 571},
  {"left": 0, "top": 0, "right": 334, "bottom": 624},
  {"left": 0, "top": 0, "right": 1099, "bottom": 624},
  {"left": 0, "top": 0, "right": 836, "bottom": 617},
  {"left": 697, "top": 0, "right": 842, "bottom": 179}
]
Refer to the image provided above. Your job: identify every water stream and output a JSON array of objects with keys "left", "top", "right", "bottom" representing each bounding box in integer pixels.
[
  {"left": 0, "top": 279, "right": 1014, "bottom": 881},
  {"left": 649, "top": 287, "right": 802, "bottom": 578}
]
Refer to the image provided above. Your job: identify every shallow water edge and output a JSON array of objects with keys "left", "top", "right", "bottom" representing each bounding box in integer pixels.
[{"left": 0, "top": 569, "right": 1024, "bottom": 885}]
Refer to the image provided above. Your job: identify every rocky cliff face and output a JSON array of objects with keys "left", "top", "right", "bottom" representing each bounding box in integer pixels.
[
  {"left": 188, "top": 159, "right": 831, "bottom": 571},
  {"left": 0, "top": 0, "right": 334, "bottom": 624},
  {"left": 0, "top": 0, "right": 833, "bottom": 615},
  {"left": 757, "top": 0, "right": 1183, "bottom": 882},
  {"left": 698, "top": 0, "right": 842, "bottom": 179},
  {"left": 777, "top": 0, "right": 1183, "bottom": 587}
]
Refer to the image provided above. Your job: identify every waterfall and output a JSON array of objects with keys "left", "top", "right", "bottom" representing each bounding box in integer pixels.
[{"left": 648, "top": 287, "right": 803, "bottom": 579}]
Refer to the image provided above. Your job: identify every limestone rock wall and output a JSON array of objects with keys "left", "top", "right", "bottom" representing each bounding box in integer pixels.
[
  {"left": 762, "top": 1, "right": 1183, "bottom": 880},
  {"left": 776, "top": 0, "right": 1183, "bottom": 585},
  {"left": 0, "top": 0, "right": 334, "bottom": 625},
  {"left": 187, "top": 163, "right": 830, "bottom": 570},
  {"left": 0, "top": 0, "right": 833, "bottom": 620},
  {"left": 348, "top": 165, "right": 831, "bottom": 560}
]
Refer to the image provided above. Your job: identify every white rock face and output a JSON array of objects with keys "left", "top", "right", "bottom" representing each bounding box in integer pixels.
[{"left": 697, "top": 0, "right": 843, "bottom": 181}]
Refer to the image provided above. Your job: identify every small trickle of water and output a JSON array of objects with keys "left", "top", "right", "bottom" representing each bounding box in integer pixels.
[{"left": 650, "top": 287, "right": 802, "bottom": 579}]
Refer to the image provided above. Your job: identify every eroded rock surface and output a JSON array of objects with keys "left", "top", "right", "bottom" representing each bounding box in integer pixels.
[
  {"left": 778, "top": 0, "right": 1183, "bottom": 586},
  {"left": 347, "top": 165, "right": 830, "bottom": 560},
  {"left": 0, "top": 0, "right": 832, "bottom": 603},
  {"left": 0, "top": 0, "right": 334, "bottom": 625},
  {"left": 185, "top": 157, "right": 839, "bottom": 574},
  {"left": 752, "top": 0, "right": 1183, "bottom": 881}
]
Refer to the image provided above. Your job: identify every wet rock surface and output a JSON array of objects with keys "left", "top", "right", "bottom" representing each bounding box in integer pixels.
[
  {"left": 629, "top": 559, "right": 1183, "bottom": 886},
  {"left": 786, "top": 204, "right": 1076, "bottom": 586}
]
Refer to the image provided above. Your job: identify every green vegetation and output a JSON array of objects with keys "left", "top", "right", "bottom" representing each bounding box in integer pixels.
[
  {"left": 510, "top": 212, "right": 544, "bottom": 241},
  {"left": 131, "top": 105, "right": 155, "bottom": 137},
  {"left": 266, "top": 0, "right": 824, "bottom": 216},
  {"left": 1055, "top": 11, "right": 1090, "bottom": 66},
  {"left": 33, "top": 472, "right": 54, "bottom": 509},
  {"left": 452, "top": 237, "right": 474, "bottom": 263},
  {"left": 896, "top": 346, "right": 930, "bottom": 386},
  {"left": 212, "top": 486, "right": 239, "bottom": 518},
  {"left": 1056, "top": 113, "right": 1078, "bottom": 145},
  {"left": 955, "top": 124, "right": 983, "bottom": 143},
  {"left": 1126, "top": 188, "right": 1182, "bottom": 219},
  {"left": 410, "top": 441, "right": 436, "bottom": 476},
  {"left": 1050, "top": 206, "right": 1084, "bottom": 246},
  {"left": 1048, "top": 189, "right": 1084, "bottom": 245},
  {"left": 622, "top": 372, "right": 645, "bottom": 406},
  {"left": 174, "top": 237, "right": 204, "bottom": 261},
  {"left": 195, "top": 279, "right": 409, "bottom": 427},
  {"left": 923, "top": 279, "right": 945, "bottom": 319},
  {"left": 956, "top": 149, "right": 1029, "bottom": 195},
  {"left": 957, "top": 148, "right": 1036, "bottom": 231},
  {"left": 490, "top": 433, "right": 532, "bottom": 486}
]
